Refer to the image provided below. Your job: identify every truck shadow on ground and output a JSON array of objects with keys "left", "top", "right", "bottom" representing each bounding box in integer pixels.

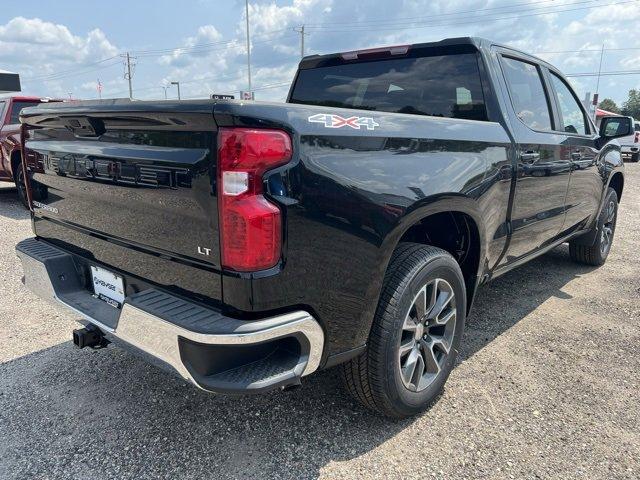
[
  {"left": 0, "top": 186, "right": 29, "bottom": 221},
  {"left": 0, "top": 246, "right": 596, "bottom": 479}
]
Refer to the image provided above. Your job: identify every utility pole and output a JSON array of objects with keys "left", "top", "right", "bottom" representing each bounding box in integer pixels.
[
  {"left": 161, "top": 85, "right": 169, "bottom": 99},
  {"left": 294, "top": 25, "right": 306, "bottom": 59},
  {"left": 245, "top": 0, "right": 252, "bottom": 93},
  {"left": 595, "top": 43, "right": 605, "bottom": 98},
  {"left": 122, "top": 52, "right": 135, "bottom": 100},
  {"left": 171, "top": 81, "right": 181, "bottom": 100}
]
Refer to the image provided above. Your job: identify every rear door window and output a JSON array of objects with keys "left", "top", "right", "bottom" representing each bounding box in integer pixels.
[
  {"left": 290, "top": 53, "right": 488, "bottom": 121},
  {"left": 500, "top": 56, "right": 553, "bottom": 131}
]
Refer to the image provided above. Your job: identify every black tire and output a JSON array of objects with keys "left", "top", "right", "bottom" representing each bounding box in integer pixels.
[
  {"left": 341, "top": 243, "right": 466, "bottom": 418},
  {"left": 13, "top": 164, "right": 29, "bottom": 209},
  {"left": 631, "top": 153, "right": 639, "bottom": 163},
  {"left": 569, "top": 187, "right": 618, "bottom": 266}
]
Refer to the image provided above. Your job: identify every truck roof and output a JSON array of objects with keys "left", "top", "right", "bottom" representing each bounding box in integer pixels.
[{"left": 299, "top": 36, "right": 552, "bottom": 72}]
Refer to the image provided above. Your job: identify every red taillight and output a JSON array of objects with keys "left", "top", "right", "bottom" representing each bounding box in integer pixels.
[
  {"left": 218, "top": 128, "right": 292, "bottom": 271},
  {"left": 634, "top": 132, "right": 639, "bottom": 143}
]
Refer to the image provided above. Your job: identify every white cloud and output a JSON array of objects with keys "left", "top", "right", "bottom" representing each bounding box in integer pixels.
[
  {"left": 0, "top": 17, "right": 117, "bottom": 67},
  {"left": 5, "top": 1, "right": 640, "bottom": 104},
  {"left": 159, "top": 25, "right": 225, "bottom": 66},
  {"left": 0, "top": 16, "right": 118, "bottom": 97}
]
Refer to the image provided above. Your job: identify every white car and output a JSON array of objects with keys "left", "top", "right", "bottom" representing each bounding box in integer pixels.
[{"left": 620, "top": 121, "right": 640, "bottom": 162}]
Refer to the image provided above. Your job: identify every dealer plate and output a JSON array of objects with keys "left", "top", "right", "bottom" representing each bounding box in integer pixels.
[{"left": 91, "top": 265, "right": 125, "bottom": 308}]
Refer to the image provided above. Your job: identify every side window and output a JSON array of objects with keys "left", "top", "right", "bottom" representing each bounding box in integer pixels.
[
  {"left": 501, "top": 56, "right": 553, "bottom": 131},
  {"left": 550, "top": 73, "right": 588, "bottom": 135}
]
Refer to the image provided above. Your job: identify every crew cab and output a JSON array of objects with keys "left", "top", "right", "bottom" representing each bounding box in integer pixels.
[
  {"left": 16, "top": 38, "right": 627, "bottom": 418},
  {"left": 0, "top": 96, "right": 58, "bottom": 206}
]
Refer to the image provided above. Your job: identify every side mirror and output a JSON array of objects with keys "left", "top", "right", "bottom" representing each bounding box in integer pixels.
[{"left": 599, "top": 115, "right": 633, "bottom": 140}]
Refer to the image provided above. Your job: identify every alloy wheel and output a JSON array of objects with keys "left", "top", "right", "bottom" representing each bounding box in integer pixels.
[
  {"left": 399, "top": 278, "right": 456, "bottom": 392},
  {"left": 600, "top": 200, "right": 616, "bottom": 255}
]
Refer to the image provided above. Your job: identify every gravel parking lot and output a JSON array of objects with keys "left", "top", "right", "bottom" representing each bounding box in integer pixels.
[{"left": 0, "top": 166, "right": 638, "bottom": 480}]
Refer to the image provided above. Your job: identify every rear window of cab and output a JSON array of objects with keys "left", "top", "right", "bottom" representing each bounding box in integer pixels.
[{"left": 290, "top": 53, "right": 488, "bottom": 122}]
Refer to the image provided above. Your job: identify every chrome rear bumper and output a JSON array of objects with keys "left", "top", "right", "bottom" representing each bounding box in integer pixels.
[{"left": 16, "top": 237, "right": 324, "bottom": 393}]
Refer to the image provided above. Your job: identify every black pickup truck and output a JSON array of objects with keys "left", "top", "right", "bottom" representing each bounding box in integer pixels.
[{"left": 16, "top": 37, "right": 628, "bottom": 418}]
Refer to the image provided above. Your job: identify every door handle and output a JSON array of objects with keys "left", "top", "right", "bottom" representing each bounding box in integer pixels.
[{"left": 520, "top": 151, "right": 540, "bottom": 163}]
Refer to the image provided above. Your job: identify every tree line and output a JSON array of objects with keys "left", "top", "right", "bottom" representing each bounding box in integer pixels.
[{"left": 599, "top": 90, "right": 640, "bottom": 119}]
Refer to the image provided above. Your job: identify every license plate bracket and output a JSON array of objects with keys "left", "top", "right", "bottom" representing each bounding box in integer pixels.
[{"left": 91, "top": 265, "right": 125, "bottom": 308}]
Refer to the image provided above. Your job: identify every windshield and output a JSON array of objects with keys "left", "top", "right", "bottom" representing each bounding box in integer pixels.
[
  {"left": 9, "top": 101, "right": 41, "bottom": 124},
  {"left": 290, "top": 53, "right": 487, "bottom": 121}
]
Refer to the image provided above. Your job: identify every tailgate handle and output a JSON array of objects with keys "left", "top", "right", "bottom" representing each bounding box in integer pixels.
[{"left": 63, "top": 116, "right": 106, "bottom": 138}]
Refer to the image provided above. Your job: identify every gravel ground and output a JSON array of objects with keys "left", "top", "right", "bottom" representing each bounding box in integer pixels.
[{"left": 0, "top": 167, "right": 638, "bottom": 480}]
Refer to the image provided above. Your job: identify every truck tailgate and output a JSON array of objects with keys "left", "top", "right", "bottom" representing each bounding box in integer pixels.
[{"left": 21, "top": 101, "right": 223, "bottom": 303}]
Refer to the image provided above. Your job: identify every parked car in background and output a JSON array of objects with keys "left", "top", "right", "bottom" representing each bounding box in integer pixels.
[
  {"left": 16, "top": 37, "right": 628, "bottom": 418},
  {"left": 620, "top": 120, "right": 640, "bottom": 162},
  {"left": 595, "top": 112, "right": 639, "bottom": 162},
  {"left": 0, "top": 96, "right": 58, "bottom": 206}
]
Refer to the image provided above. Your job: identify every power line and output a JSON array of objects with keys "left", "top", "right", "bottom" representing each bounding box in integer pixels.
[
  {"left": 304, "top": 0, "right": 637, "bottom": 32},
  {"left": 25, "top": 58, "right": 121, "bottom": 82},
  {"left": 304, "top": 0, "right": 601, "bottom": 27},
  {"left": 130, "top": 29, "right": 290, "bottom": 56},
  {"left": 105, "top": 58, "right": 297, "bottom": 98},
  {"left": 566, "top": 69, "right": 640, "bottom": 77},
  {"left": 23, "top": 30, "right": 293, "bottom": 82},
  {"left": 535, "top": 46, "right": 640, "bottom": 54}
]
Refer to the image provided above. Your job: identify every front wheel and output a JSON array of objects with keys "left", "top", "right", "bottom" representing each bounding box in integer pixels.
[
  {"left": 569, "top": 187, "right": 618, "bottom": 266},
  {"left": 342, "top": 243, "right": 466, "bottom": 418},
  {"left": 14, "top": 165, "right": 29, "bottom": 209}
]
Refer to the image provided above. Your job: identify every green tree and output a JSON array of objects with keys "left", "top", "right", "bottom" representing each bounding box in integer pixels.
[
  {"left": 598, "top": 98, "right": 620, "bottom": 114},
  {"left": 621, "top": 89, "right": 640, "bottom": 119}
]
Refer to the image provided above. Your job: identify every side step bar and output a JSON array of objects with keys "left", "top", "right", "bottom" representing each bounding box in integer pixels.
[{"left": 16, "top": 237, "right": 324, "bottom": 393}]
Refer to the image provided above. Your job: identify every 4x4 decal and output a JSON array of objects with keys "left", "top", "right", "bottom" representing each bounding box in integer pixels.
[{"left": 308, "top": 113, "right": 380, "bottom": 130}]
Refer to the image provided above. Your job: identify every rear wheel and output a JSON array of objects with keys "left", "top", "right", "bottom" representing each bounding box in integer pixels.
[
  {"left": 342, "top": 243, "right": 466, "bottom": 418},
  {"left": 569, "top": 187, "right": 618, "bottom": 266}
]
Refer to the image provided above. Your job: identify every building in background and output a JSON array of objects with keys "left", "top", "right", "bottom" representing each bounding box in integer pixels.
[{"left": 0, "top": 70, "right": 20, "bottom": 93}]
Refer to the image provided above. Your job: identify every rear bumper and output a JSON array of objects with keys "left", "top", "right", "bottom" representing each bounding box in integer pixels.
[
  {"left": 16, "top": 237, "right": 324, "bottom": 393},
  {"left": 620, "top": 145, "right": 639, "bottom": 159}
]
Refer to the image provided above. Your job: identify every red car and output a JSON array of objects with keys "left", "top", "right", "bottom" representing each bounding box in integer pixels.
[{"left": 0, "top": 96, "right": 59, "bottom": 207}]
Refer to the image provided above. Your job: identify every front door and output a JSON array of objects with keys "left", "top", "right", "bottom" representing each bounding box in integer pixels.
[
  {"left": 497, "top": 54, "right": 572, "bottom": 265},
  {"left": 546, "top": 71, "right": 602, "bottom": 233}
]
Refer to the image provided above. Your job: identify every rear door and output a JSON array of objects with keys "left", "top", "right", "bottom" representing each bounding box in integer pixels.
[{"left": 496, "top": 53, "right": 572, "bottom": 264}]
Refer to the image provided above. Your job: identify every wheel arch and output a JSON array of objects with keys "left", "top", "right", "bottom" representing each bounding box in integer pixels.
[
  {"left": 608, "top": 171, "right": 624, "bottom": 201},
  {"left": 10, "top": 147, "right": 22, "bottom": 180},
  {"left": 380, "top": 195, "right": 487, "bottom": 314}
]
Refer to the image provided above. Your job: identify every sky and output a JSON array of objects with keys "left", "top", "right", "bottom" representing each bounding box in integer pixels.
[{"left": 2, "top": 0, "right": 640, "bottom": 106}]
